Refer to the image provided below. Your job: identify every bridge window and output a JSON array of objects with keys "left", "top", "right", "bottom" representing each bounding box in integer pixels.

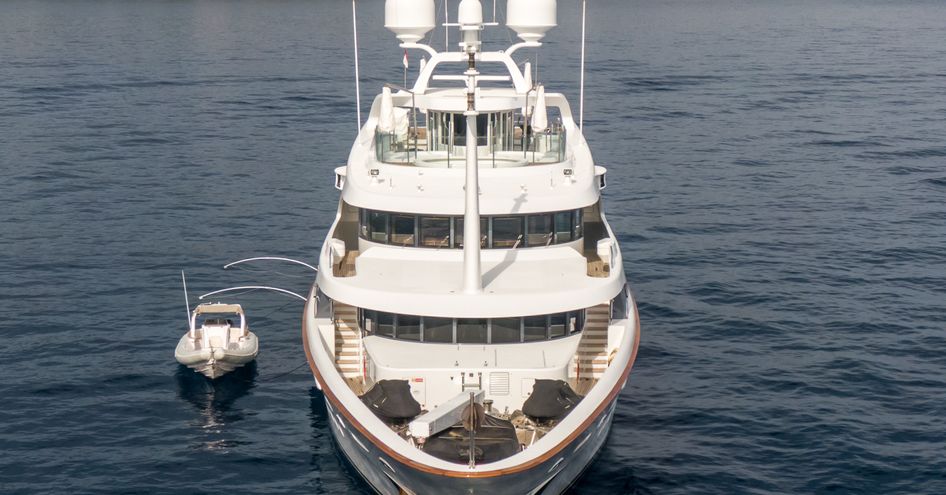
[
  {"left": 549, "top": 313, "right": 567, "bottom": 339},
  {"left": 357, "top": 309, "right": 588, "bottom": 344},
  {"left": 455, "top": 217, "right": 488, "bottom": 249},
  {"left": 359, "top": 209, "right": 583, "bottom": 249},
  {"left": 492, "top": 217, "right": 524, "bottom": 249},
  {"left": 367, "top": 211, "right": 389, "bottom": 243},
  {"left": 390, "top": 214, "right": 416, "bottom": 247},
  {"left": 527, "top": 214, "right": 554, "bottom": 247},
  {"left": 420, "top": 216, "right": 451, "bottom": 248},
  {"left": 397, "top": 314, "right": 421, "bottom": 341},
  {"left": 457, "top": 318, "right": 488, "bottom": 344},
  {"left": 523, "top": 316, "right": 548, "bottom": 342},
  {"left": 490, "top": 318, "right": 521, "bottom": 344},
  {"left": 424, "top": 317, "right": 453, "bottom": 343}
]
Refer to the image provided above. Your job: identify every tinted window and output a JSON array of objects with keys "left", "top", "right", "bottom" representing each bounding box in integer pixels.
[
  {"left": 378, "top": 312, "right": 395, "bottom": 338},
  {"left": 455, "top": 217, "right": 488, "bottom": 249},
  {"left": 527, "top": 214, "right": 553, "bottom": 247},
  {"left": 368, "top": 211, "right": 388, "bottom": 243},
  {"left": 420, "top": 217, "right": 451, "bottom": 248},
  {"left": 397, "top": 314, "right": 421, "bottom": 341},
  {"left": 424, "top": 317, "right": 453, "bottom": 343},
  {"left": 611, "top": 288, "right": 628, "bottom": 320},
  {"left": 574, "top": 209, "right": 583, "bottom": 239},
  {"left": 549, "top": 313, "right": 566, "bottom": 339},
  {"left": 362, "top": 309, "right": 377, "bottom": 333},
  {"left": 390, "top": 214, "right": 416, "bottom": 246},
  {"left": 491, "top": 318, "right": 521, "bottom": 343},
  {"left": 523, "top": 315, "right": 547, "bottom": 342},
  {"left": 554, "top": 211, "right": 573, "bottom": 243},
  {"left": 492, "top": 217, "right": 523, "bottom": 249},
  {"left": 457, "top": 319, "right": 487, "bottom": 344}
]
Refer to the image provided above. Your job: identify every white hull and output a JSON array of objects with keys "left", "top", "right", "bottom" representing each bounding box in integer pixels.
[
  {"left": 326, "top": 392, "right": 617, "bottom": 495},
  {"left": 303, "top": 291, "right": 639, "bottom": 495},
  {"left": 175, "top": 333, "right": 259, "bottom": 379}
]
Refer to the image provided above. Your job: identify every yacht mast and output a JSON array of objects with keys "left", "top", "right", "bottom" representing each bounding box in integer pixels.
[{"left": 459, "top": 0, "right": 484, "bottom": 294}]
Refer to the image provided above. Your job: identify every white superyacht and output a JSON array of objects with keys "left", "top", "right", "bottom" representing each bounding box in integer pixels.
[{"left": 303, "top": 1, "right": 640, "bottom": 493}]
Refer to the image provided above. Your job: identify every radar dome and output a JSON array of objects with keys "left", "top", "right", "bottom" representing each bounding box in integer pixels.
[
  {"left": 458, "top": 0, "right": 483, "bottom": 26},
  {"left": 385, "top": 0, "right": 436, "bottom": 43},
  {"left": 506, "top": 0, "right": 557, "bottom": 42}
]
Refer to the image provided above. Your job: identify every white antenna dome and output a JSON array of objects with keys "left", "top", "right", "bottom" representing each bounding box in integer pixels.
[
  {"left": 458, "top": 0, "right": 484, "bottom": 26},
  {"left": 506, "top": 0, "right": 557, "bottom": 42},
  {"left": 385, "top": 0, "right": 436, "bottom": 43}
]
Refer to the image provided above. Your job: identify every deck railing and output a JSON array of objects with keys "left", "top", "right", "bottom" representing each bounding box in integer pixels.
[{"left": 375, "top": 122, "right": 565, "bottom": 167}]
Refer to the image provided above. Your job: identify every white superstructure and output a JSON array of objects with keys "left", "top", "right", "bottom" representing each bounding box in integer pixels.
[{"left": 303, "top": 1, "right": 640, "bottom": 493}]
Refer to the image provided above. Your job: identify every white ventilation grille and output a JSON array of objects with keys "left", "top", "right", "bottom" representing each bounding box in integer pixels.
[{"left": 489, "top": 372, "right": 510, "bottom": 396}]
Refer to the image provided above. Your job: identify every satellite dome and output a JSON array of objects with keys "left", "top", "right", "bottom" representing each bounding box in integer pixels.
[
  {"left": 506, "top": 0, "right": 557, "bottom": 42},
  {"left": 385, "top": 0, "right": 436, "bottom": 43}
]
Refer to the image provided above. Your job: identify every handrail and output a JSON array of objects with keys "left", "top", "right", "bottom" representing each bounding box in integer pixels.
[
  {"left": 224, "top": 256, "right": 318, "bottom": 272},
  {"left": 199, "top": 286, "right": 307, "bottom": 302},
  {"left": 383, "top": 83, "right": 419, "bottom": 163}
]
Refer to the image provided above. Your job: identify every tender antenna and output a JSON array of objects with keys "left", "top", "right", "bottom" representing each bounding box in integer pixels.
[
  {"left": 199, "top": 286, "right": 307, "bottom": 302},
  {"left": 181, "top": 270, "right": 191, "bottom": 325}
]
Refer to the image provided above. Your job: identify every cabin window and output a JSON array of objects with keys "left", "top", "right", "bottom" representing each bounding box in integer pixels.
[
  {"left": 549, "top": 313, "right": 567, "bottom": 339},
  {"left": 523, "top": 315, "right": 548, "bottom": 342},
  {"left": 424, "top": 317, "right": 453, "bottom": 343},
  {"left": 574, "top": 209, "right": 584, "bottom": 239},
  {"left": 420, "top": 217, "right": 451, "bottom": 248},
  {"left": 358, "top": 309, "right": 593, "bottom": 343},
  {"left": 554, "top": 211, "right": 574, "bottom": 243},
  {"left": 368, "top": 211, "right": 389, "bottom": 243},
  {"left": 492, "top": 217, "right": 524, "bottom": 249},
  {"left": 359, "top": 208, "right": 585, "bottom": 249},
  {"left": 490, "top": 318, "right": 521, "bottom": 344},
  {"left": 611, "top": 286, "right": 629, "bottom": 320},
  {"left": 361, "top": 309, "right": 377, "bottom": 333},
  {"left": 396, "top": 314, "right": 421, "bottom": 341},
  {"left": 457, "top": 318, "right": 488, "bottom": 344},
  {"left": 567, "top": 310, "right": 584, "bottom": 334},
  {"left": 455, "top": 217, "right": 488, "bottom": 249},
  {"left": 377, "top": 312, "right": 395, "bottom": 338},
  {"left": 390, "top": 214, "right": 416, "bottom": 247},
  {"left": 526, "top": 214, "right": 554, "bottom": 247}
]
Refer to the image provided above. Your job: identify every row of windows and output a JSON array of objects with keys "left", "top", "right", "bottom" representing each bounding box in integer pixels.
[
  {"left": 359, "top": 209, "right": 584, "bottom": 249},
  {"left": 357, "top": 310, "right": 587, "bottom": 344}
]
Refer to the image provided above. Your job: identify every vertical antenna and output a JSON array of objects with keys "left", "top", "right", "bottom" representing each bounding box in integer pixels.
[
  {"left": 181, "top": 270, "right": 192, "bottom": 329},
  {"left": 579, "top": 0, "right": 587, "bottom": 130},
  {"left": 492, "top": 0, "right": 497, "bottom": 23},
  {"left": 352, "top": 0, "right": 362, "bottom": 131},
  {"left": 444, "top": 0, "right": 450, "bottom": 51}
]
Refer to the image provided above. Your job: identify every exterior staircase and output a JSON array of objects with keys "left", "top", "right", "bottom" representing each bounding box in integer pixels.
[
  {"left": 333, "top": 302, "right": 363, "bottom": 378},
  {"left": 572, "top": 303, "right": 611, "bottom": 380}
]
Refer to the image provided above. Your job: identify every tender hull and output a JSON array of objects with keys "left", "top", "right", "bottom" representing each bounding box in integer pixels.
[{"left": 174, "top": 333, "right": 259, "bottom": 379}]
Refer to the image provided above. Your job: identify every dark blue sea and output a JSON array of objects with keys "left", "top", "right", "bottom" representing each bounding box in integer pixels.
[{"left": 2, "top": 0, "right": 945, "bottom": 493}]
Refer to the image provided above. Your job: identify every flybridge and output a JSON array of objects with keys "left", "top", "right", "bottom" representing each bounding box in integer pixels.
[{"left": 371, "top": 1, "right": 570, "bottom": 168}]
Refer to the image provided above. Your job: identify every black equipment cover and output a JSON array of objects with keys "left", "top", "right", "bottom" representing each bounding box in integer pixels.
[
  {"left": 360, "top": 379, "right": 421, "bottom": 421},
  {"left": 522, "top": 379, "right": 583, "bottom": 421},
  {"left": 423, "top": 414, "right": 520, "bottom": 464}
]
